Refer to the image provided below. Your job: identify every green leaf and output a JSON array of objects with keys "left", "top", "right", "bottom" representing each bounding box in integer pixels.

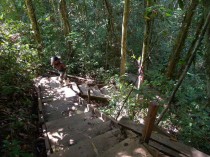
[{"left": 165, "top": 13, "right": 172, "bottom": 17}]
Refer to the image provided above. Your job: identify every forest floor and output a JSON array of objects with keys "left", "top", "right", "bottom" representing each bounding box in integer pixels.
[{"left": 0, "top": 86, "right": 47, "bottom": 156}]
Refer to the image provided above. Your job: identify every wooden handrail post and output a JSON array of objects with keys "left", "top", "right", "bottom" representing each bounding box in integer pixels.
[
  {"left": 87, "top": 88, "right": 90, "bottom": 104},
  {"left": 141, "top": 101, "right": 159, "bottom": 143}
]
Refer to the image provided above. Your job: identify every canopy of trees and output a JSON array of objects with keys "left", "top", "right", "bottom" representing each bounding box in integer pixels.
[{"left": 0, "top": 0, "right": 210, "bottom": 156}]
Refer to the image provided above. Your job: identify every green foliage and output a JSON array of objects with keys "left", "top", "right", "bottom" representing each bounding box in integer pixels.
[
  {"left": 0, "top": 15, "right": 40, "bottom": 156},
  {"left": 2, "top": 140, "right": 33, "bottom": 157},
  {"left": 100, "top": 75, "right": 149, "bottom": 120},
  {"left": 147, "top": 70, "right": 175, "bottom": 95},
  {"left": 145, "top": 5, "right": 173, "bottom": 20},
  {"left": 171, "top": 105, "right": 210, "bottom": 153}
]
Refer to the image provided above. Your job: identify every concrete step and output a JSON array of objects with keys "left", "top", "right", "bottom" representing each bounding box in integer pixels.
[
  {"left": 46, "top": 112, "right": 97, "bottom": 131},
  {"left": 42, "top": 97, "right": 87, "bottom": 122},
  {"left": 48, "top": 120, "right": 113, "bottom": 152},
  {"left": 101, "top": 137, "right": 153, "bottom": 157},
  {"left": 49, "top": 129, "right": 126, "bottom": 157},
  {"left": 41, "top": 86, "right": 77, "bottom": 102}
]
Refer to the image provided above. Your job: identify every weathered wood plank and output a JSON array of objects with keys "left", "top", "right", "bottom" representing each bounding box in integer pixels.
[
  {"left": 148, "top": 140, "right": 187, "bottom": 157},
  {"left": 118, "top": 117, "right": 144, "bottom": 134},
  {"left": 150, "top": 133, "right": 210, "bottom": 157},
  {"left": 35, "top": 85, "right": 53, "bottom": 154},
  {"left": 118, "top": 117, "right": 210, "bottom": 157},
  {"left": 143, "top": 143, "right": 169, "bottom": 157}
]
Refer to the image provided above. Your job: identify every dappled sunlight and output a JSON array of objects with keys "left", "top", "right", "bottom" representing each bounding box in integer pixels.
[
  {"left": 40, "top": 77, "right": 77, "bottom": 100},
  {"left": 48, "top": 131, "right": 67, "bottom": 143},
  {"left": 107, "top": 146, "right": 152, "bottom": 157},
  {"left": 97, "top": 113, "right": 106, "bottom": 122},
  {"left": 133, "top": 147, "right": 151, "bottom": 156},
  {"left": 43, "top": 99, "right": 87, "bottom": 119},
  {"left": 69, "top": 139, "right": 75, "bottom": 145},
  {"left": 62, "top": 87, "right": 76, "bottom": 98},
  {"left": 46, "top": 123, "right": 101, "bottom": 152},
  {"left": 116, "top": 152, "right": 132, "bottom": 157},
  {"left": 190, "top": 148, "right": 208, "bottom": 157},
  {"left": 35, "top": 76, "right": 91, "bottom": 120}
]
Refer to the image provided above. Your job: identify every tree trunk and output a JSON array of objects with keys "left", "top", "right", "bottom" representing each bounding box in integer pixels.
[
  {"left": 104, "top": 0, "right": 115, "bottom": 37},
  {"left": 25, "top": 0, "right": 43, "bottom": 56},
  {"left": 59, "top": 0, "right": 72, "bottom": 60},
  {"left": 120, "top": 0, "right": 130, "bottom": 76},
  {"left": 156, "top": 11, "right": 210, "bottom": 125},
  {"left": 104, "top": 0, "right": 120, "bottom": 69},
  {"left": 137, "top": 0, "right": 153, "bottom": 89},
  {"left": 166, "top": 0, "right": 198, "bottom": 79},
  {"left": 104, "top": 0, "right": 113, "bottom": 69},
  {"left": 204, "top": 1, "right": 210, "bottom": 107},
  {"left": 177, "top": 17, "right": 204, "bottom": 77}
]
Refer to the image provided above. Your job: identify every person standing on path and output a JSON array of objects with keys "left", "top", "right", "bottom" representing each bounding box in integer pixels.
[{"left": 50, "top": 56, "right": 67, "bottom": 84}]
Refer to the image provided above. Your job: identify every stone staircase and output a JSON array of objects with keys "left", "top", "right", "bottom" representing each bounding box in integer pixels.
[
  {"left": 34, "top": 76, "right": 210, "bottom": 157},
  {"left": 35, "top": 76, "right": 152, "bottom": 157}
]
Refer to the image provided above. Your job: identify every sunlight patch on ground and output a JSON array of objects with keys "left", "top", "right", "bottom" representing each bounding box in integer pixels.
[
  {"left": 115, "top": 152, "right": 132, "bottom": 157},
  {"left": 58, "top": 86, "right": 76, "bottom": 98}
]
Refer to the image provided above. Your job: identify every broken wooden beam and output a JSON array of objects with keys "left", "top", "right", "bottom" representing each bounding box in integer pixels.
[{"left": 79, "top": 93, "right": 109, "bottom": 103}]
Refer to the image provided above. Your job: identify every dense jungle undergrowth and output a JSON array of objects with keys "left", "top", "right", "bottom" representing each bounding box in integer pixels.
[
  {"left": 1, "top": 0, "right": 210, "bottom": 156},
  {"left": 0, "top": 22, "right": 46, "bottom": 156}
]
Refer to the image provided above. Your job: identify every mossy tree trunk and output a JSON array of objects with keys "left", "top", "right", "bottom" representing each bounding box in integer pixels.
[
  {"left": 120, "top": 0, "right": 130, "bottom": 76},
  {"left": 166, "top": 0, "right": 198, "bottom": 79},
  {"left": 25, "top": 0, "right": 43, "bottom": 56}
]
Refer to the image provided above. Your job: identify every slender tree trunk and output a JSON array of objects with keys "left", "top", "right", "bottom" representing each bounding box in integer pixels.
[
  {"left": 104, "top": 0, "right": 120, "bottom": 69},
  {"left": 166, "top": 0, "right": 198, "bottom": 79},
  {"left": 25, "top": 0, "right": 43, "bottom": 56},
  {"left": 137, "top": 0, "right": 153, "bottom": 89},
  {"left": 59, "top": 0, "right": 72, "bottom": 59},
  {"left": 177, "top": 17, "right": 204, "bottom": 77},
  {"left": 104, "top": 0, "right": 114, "bottom": 36},
  {"left": 156, "top": 11, "right": 210, "bottom": 125},
  {"left": 104, "top": 0, "right": 112, "bottom": 69},
  {"left": 204, "top": 1, "right": 210, "bottom": 107},
  {"left": 120, "top": 0, "right": 130, "bottom": 76}
]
